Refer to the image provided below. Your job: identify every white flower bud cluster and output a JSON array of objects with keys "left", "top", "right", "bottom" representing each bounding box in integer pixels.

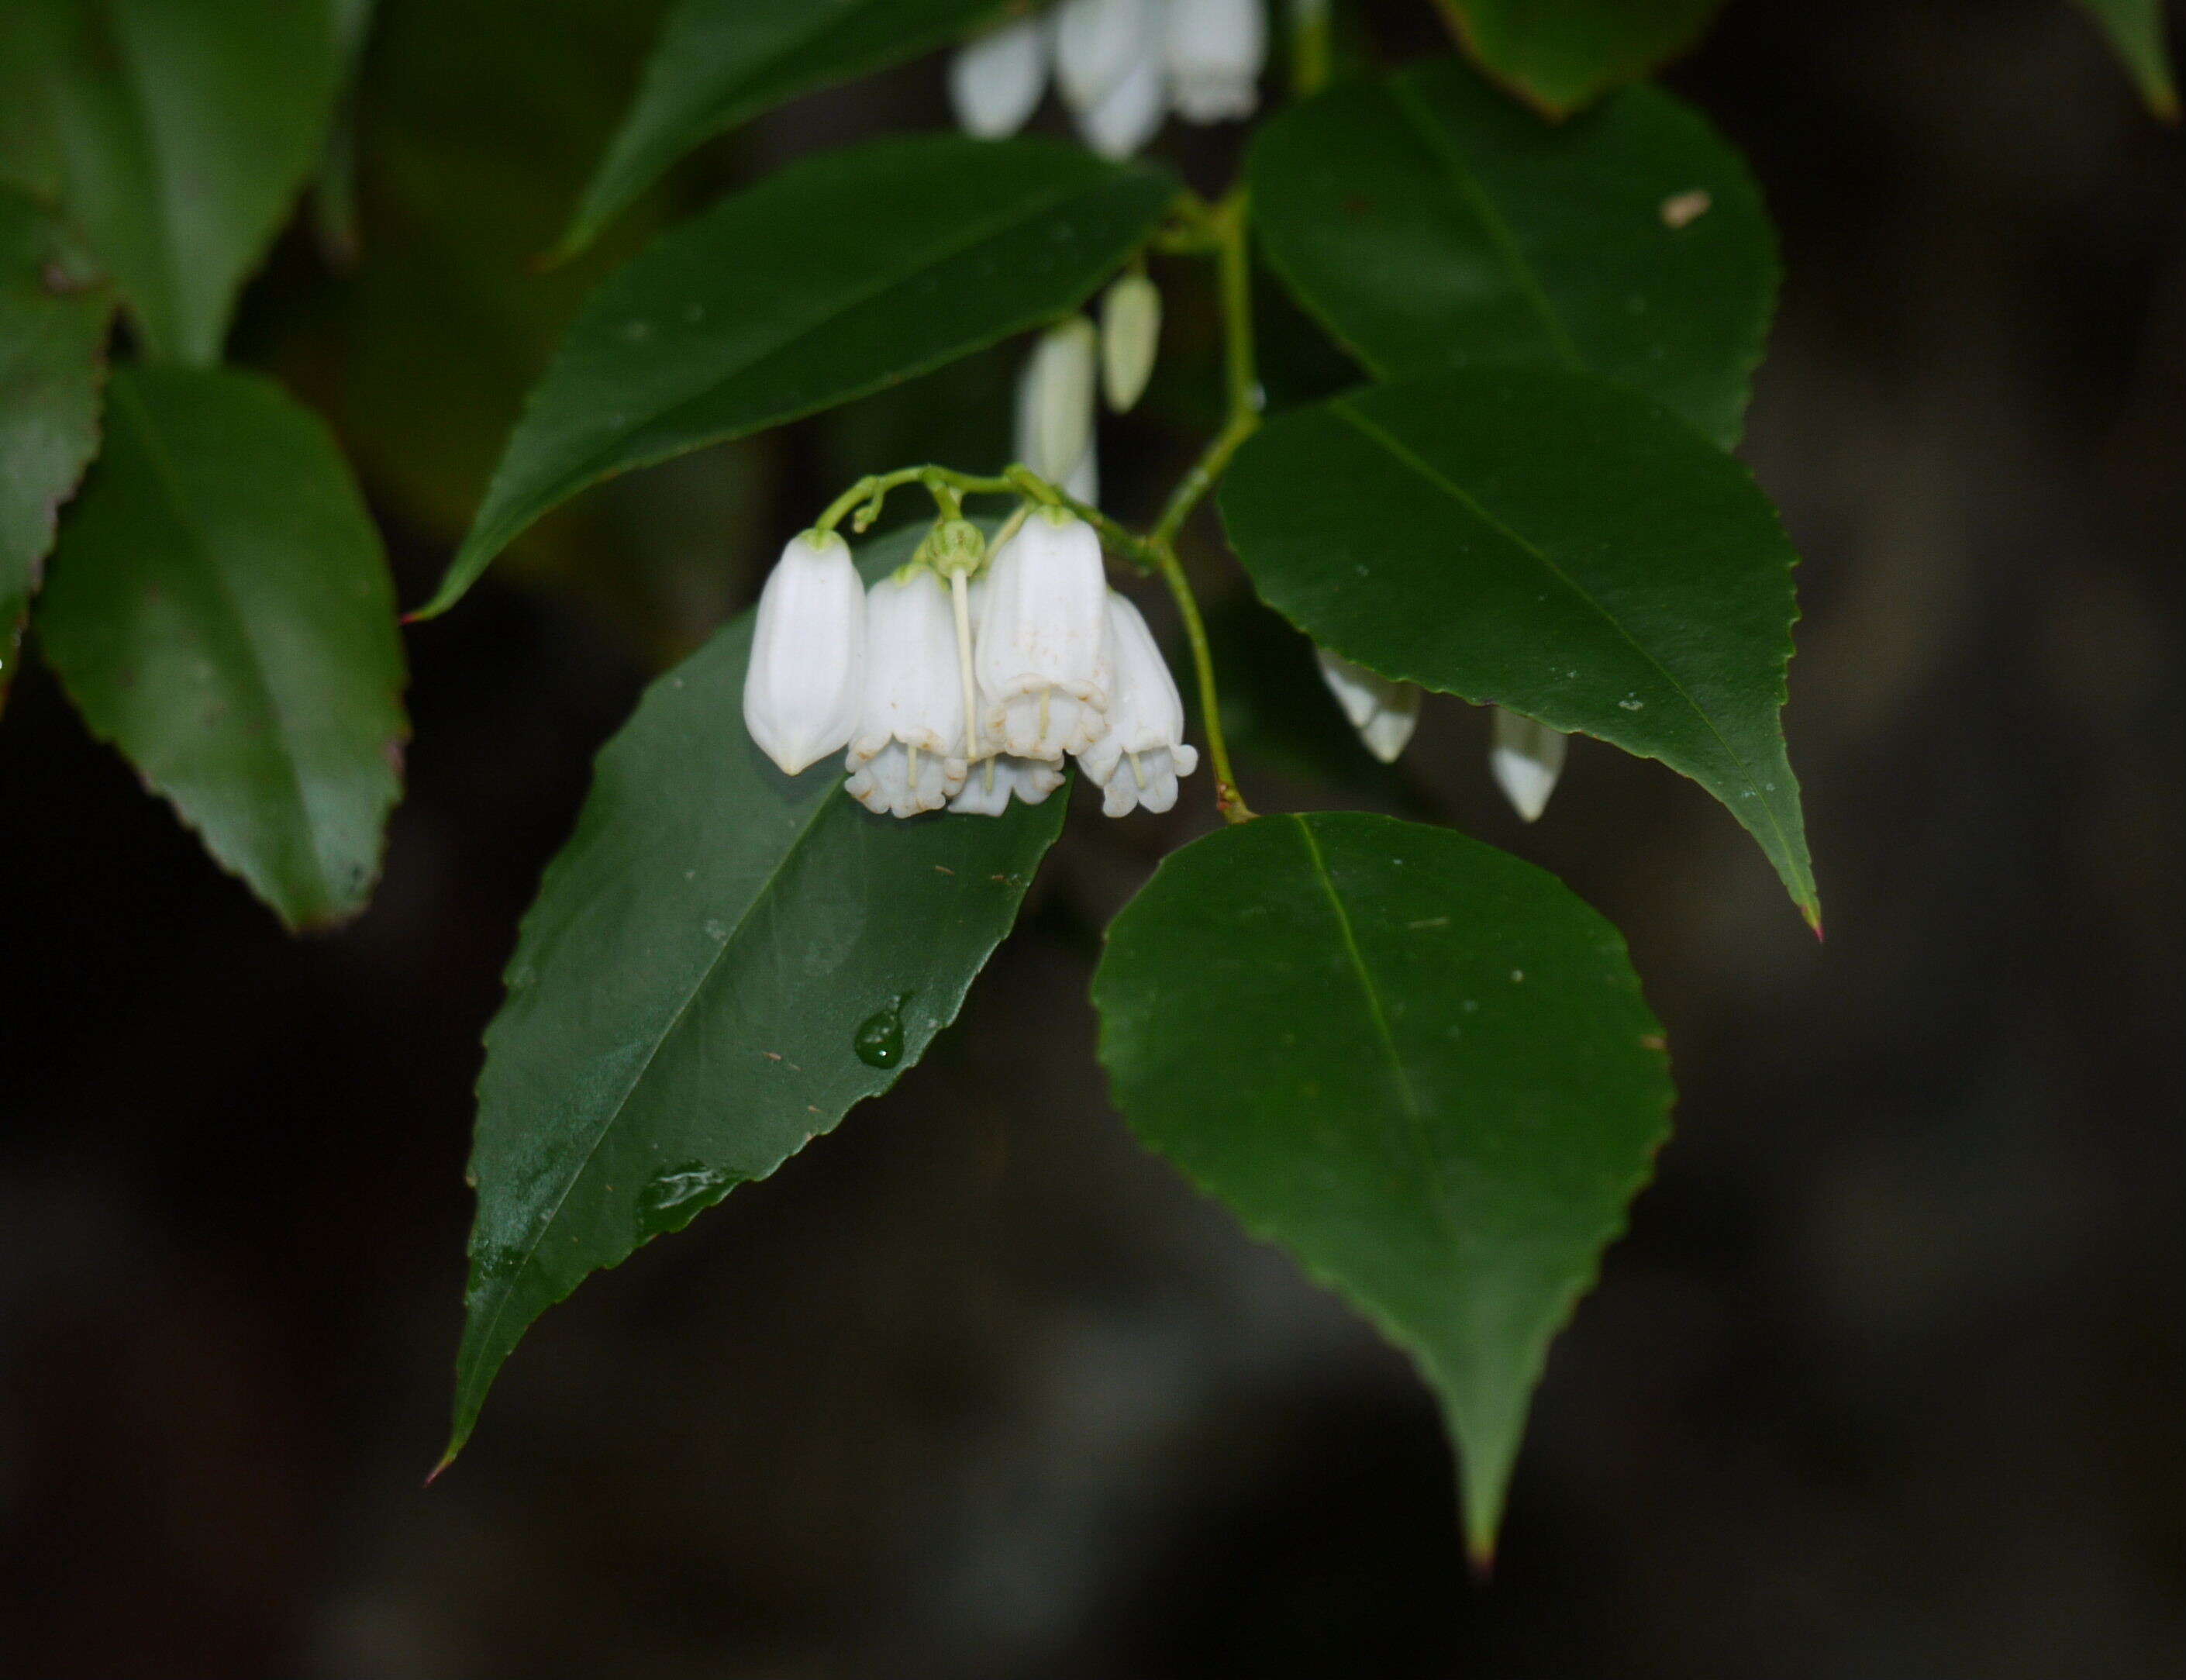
[
  {"left": 950, "top": 0, "right": 1268, "bottom": 158},
  {"left": 742, "top": 512, "right": 1196, "bottom": 819}
]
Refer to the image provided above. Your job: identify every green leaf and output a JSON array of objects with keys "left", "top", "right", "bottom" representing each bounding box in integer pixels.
[
  {"left": 1219, "top": 368, "right": 1819, "bottom": 928},
  {"left": 1429, "top": 0, "right": 1725, "bottom": 116},
  {"left": 1250, "top": 57, "right": 1776, "bottom": 447},
  {"left": 419, "top": 135, "right": 1174, "bottom": 621},
  {"left": 2074, "top": 0, "right": 2179, "bottom": 119},
  {"left": 35, "top": 366, "right": 407, "bottom": 929},
  {"left": 558, "top": 0, "right": 1010, "bottom": 260},
  {"left": 1093, "top": 811, "right": 1672, "bottom": 1559},
  {"left": 443, "top": 520, "right": 1067, "bottom": 1469},
  {"left": 2, "top": 0, "right": 340, "bottom": 365},
  {"left": 0, "top": 188, "right": 110, "bottom": 709}
]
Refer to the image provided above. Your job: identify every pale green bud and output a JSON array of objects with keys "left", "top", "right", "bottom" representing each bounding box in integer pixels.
[{"left": 1100, "top": 271, "right": 1162, "bottom": 413}]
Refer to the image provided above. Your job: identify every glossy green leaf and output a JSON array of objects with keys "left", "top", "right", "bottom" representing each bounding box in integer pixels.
[
  {"left": 1094, "top": 811, "right": 1672, "bottom": 1558},
  {"left": 443, "top": 520, "right": 1067, "bottom": 1468},
  {"left": 2074, "top": 0, "right": 2179, "bottom": 119},
  {"left": 0, "top": 188, "right": 109, "bottom": 709},
  {"left": 559, "top": 0, "right": 1010, "bottom": 260},
  {"left": 35, "top": 367, "right": 407, "bottom": 929},
  {"left": 1250, "top": 57, "right": 1775, "bottom": 447},
  {"left": 419, "top": 136, "right": 1174, "bottom": 620},
  {"left": 1429, "top": 0, "right": 1724, "bottom": 116},
  {"left": 1220, "top": 368, "right": 1819, "bottom": 927},
  {"left": 2, "top": 0, "right": 340, "bottom": 365}
]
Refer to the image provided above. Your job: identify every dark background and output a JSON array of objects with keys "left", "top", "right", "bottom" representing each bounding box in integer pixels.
[{"left": 2, "top": 0, "right": 2181, "bottom": 1674}]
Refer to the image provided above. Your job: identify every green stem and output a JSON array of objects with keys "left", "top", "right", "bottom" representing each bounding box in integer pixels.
[{"left": 1153, "top": 535, "right": 1251, "bottom": 822}]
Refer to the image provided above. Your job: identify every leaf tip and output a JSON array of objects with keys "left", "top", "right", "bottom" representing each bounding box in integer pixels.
[{"left": 423, "top": 1447, "right": 457, "bottom": 1488}]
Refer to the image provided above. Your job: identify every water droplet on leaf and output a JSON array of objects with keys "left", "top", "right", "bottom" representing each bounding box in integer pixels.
[{"left": 853, "top": 995, "right": 909, "bottom": 1068}]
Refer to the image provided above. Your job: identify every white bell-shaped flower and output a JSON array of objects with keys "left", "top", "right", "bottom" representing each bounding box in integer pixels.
[
  {"left": 1054, "top": 0, "right": 1158, "bottom": 112},
  {"left": 1166, "top": 0, "right": 1265, "bottom": 122},
  {"left": 1316, "top": 646, "right": 1419, "bottom": 763},
  {"left": 1489, "top": 706, "right": 1567, "bottom": 823},
  {"left": 1015, "top": 318, "right": 1098, "bottom": 490},
  {"left": 976, "top": 508, "right": 1111, "bottom": 759},
  {"left": 1077, "top": 42, "right": 1167, "bottom": 157},
  {"left": 1078, "top": 592, "right": 1198, "bottom": 816},
  {"left": 949, "top": 18, "right": 1049, "bottom": 137},
  {"left": 1100, "top": 271, "right": 1161, "bottom": 412},
  {"left": 844, "top": 567, "right": 967, "bottom": 817},
  {"left": 743, "top": 530, "right": 864, "bottom": 774},
  {"left": 949, "top": 752, "right": 1069, "bottom": 816}
]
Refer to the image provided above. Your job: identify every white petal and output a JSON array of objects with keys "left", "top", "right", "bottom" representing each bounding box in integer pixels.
[
  {"left": 849, "top": 567, "right": 966, "bottom": 765},
  {"left": 976, "top": 509, "right": 1110, "bottom": 706},
  {"left": 743, "top": 530, "right": 864, "bottom": 774},
  {"left": 1100, "top": 271, "right": 1161, "bottom": 412},
  {"left": 1166, "top": 0, "right": 1264, "bottom": 121},
  {"left": 1062, "top": 438, "right": 1099, "bottom": 505},
  {"left": 1014, "top": 319, "right": 1098, "bottom": 487},
  {"left": 1489, "top": 707, "right": 1567, "bottom": 823},
  {"left": 846, "top": 739, "right": 962, "bottom": 819},
  {"left": 1054, "top": 0, "right": 1157, "bottom": 110},
  {"left": 949, "top": 19, "right": 1048, "bottom": 137},
  {"left": 1079, "top": 591, "right": 1189, "bottom": 785},
  {"left": 1315, "top": 646, "right": 1419, "bottom": 763},
  {"left": 1075, "top": 42, "right": 1166, "bottom": 157},
  {"left": 948, "top": 753, "right": 1068, "bottom": 815}
]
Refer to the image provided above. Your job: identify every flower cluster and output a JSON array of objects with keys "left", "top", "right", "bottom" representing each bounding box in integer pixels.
[
  {"left": 743, "top": 511, "right": 1197, "bottom": 819},
  {"left": 950, "top": 0, "right": 1268, "bottom": 158}
]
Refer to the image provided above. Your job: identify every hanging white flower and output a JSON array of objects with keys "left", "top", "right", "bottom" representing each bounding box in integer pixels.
[
  {"left": 1489, "top": 706, "right": 1567, "bottom": 823},
  {"left": 844, "top": 567, "right": 968, "bottom": 817},
  {"left": 976, "top": 508, "right": 1111, "bottom": 759},
  {"left": 948, "top": 17, "right": 1050, "bottom": 138},
  {"left": 1076, "top": 42, "right": 1167, "bottom": 157},
  {"left": 1315, "top": 646, "right": 1419, "bottom": 763},
  {"left": 1053, "top": 0, "right": 1159, "bottom": 112},
  {"left": 949, "top": 751, "right": 1069, "bottom": 816},
  {"left": 1166, "top": 0, "right": 1265, "bottom": 122},
  {"left": 1015, "top": 317, "right": 1098, "bottom": 493},
  {"left": 1078, "top": 592, "right": 1198, "bottom": 816},
  {"left": 1100, "top": 271, "right": 1161, "bottom": 412},
  {"left": 743, "top": 530, "right": 865, "bottom": 775}
]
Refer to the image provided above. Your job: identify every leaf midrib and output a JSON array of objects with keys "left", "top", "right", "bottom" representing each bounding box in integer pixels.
[
  {"left": 457, "top": 776, "right": 851, "bottom": 1419},
  {"left": 1291, "top": 813, "right": 1469, "bottom": 1261},
  {"left": 112, "top": 374, "right": 331, "bottom": 911},
  {"left": 1383, "top": 71, "right": 1584, "bottom": 374},
  {"left": 1324, "top": 394, "right": 1808, "bottom": 901}
]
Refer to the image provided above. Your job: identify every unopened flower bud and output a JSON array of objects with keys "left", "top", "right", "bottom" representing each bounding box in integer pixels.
[
  {"left": 949, "top": 18, "right": 1048, "bottom": 138},
  {"left": 1166, "top": 0, "right": 1266, "bottom": 122},
  {"left": 1315, "top": 647, "right": 1419, "bottom": 763},
  {"left": 919, "top": 516, "right": 986, "bottom": 577},
  {"left": 1078, "top": 592, "right": 1198, "bottom": 816},
  {"left": 1100, "top": 271, "right": 1161, "bottom": 412},
  {"left": 1489, "top": 707, "right": 1567, "bottom": 823},
  {"left": 743, "top": 530, "right": 864, "bottom": 774},
  {"left": 1015, "top": 317, "right": 1098, "bottom": 488}
]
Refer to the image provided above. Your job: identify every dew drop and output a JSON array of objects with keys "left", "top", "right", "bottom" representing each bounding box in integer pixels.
[{"left": 853, "top": 994, "right": 909, "bottom": 1068}]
